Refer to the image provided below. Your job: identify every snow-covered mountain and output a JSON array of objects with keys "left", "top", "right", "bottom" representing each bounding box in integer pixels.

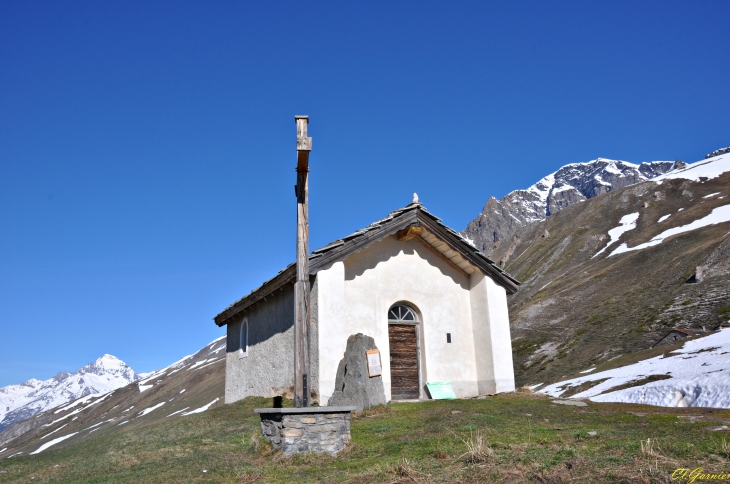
[
  {"left": 0, "top": 338, "right": 225, "bottom": 458},
  {"left": 503, "top": 150, "right": 730, "bottom": 391},
  {"left": 0, "top": 355, "right": 138, "bottom": 433},
  {"left": 463, "top": 158, "right": 684, "bottom": 261}
]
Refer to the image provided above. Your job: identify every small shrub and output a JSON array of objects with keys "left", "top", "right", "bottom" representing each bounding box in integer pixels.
[
  {"left": 458, "top": 431, "right": 494, "bottom": 464},
  {"left": 513, "top": 337, "right": 547, "bottom": 356},
  {"left": 249, "top": 433, "right": 260, "bottom": 453},
  {"left": 237, "top": 472, "right": 263, "bottom": 484},
  {"left": 716, "top": 305, "right": 730, "bottom": 320},
  {"left": 393, "top": 457, "right": 427, "bottom": 480},
  {"left": 641, "top": 438, "right": 658, "bottom": 458},
  {"left": 432, "top": 450, "right": 450, "bottom": 460}
]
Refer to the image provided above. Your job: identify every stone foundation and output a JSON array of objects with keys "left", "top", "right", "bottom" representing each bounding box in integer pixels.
[{"left": 254, "top": 406, "right": 356, "bottom": 456}]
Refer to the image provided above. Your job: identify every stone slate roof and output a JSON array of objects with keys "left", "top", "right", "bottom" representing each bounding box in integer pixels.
[{"left": 214, "top": 202, "right": 520, "bottom": 326}]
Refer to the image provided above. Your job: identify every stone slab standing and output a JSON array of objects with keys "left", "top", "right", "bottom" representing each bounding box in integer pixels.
[{"left": 327, "top": 333, "right": 387, "bottom": 412}]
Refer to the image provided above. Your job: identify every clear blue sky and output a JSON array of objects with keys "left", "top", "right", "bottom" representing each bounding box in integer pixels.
[{"left": 1, "top": 1, "right": 728, "bottom": 386}]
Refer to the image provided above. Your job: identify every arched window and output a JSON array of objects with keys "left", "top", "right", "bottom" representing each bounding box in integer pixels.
[
  {"left": 388, "top": 304, "right": 418, "bottom": 322},
  {"left": 239, "top": 318, "right": 248, "bottom": 358}
]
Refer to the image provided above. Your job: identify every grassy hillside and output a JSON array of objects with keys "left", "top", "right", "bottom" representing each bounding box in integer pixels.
[{"left": 1, "top": 393, "right": 729, "bottom": 483}]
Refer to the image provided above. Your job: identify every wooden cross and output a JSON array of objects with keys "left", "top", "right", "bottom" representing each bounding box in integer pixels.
[{"left": 294, "top": 115, "right": 312, "bottom": 408}]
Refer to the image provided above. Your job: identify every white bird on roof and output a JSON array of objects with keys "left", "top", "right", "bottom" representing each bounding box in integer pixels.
[{"left": 413, "top": 193, "right": 419, "bottom": 203}]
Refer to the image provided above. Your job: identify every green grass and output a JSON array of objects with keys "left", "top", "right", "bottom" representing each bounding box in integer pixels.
[{"left": 2, "top": 392, "right": 730, "bottom": 483}]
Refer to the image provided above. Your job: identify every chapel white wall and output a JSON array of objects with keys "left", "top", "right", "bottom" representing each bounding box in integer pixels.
[
  {"left": 317, "top": 235, "right": 485, "bottom": 403},
  {"left": 469, "top": 272, "right": 516, "bottom": 394}
]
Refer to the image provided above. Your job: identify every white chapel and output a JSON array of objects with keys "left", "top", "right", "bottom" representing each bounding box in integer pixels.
[{"left": 215, "top": 199, "right": 519, "bottom": 404}]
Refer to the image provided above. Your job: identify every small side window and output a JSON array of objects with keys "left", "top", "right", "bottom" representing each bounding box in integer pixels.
[{"left": 239, "top": 318, "right": 248, "bottom": 359}]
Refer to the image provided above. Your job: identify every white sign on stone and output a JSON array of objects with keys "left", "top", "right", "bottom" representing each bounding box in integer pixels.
[{"left": 366, "top": 349, "right": 382, "bottom": 377}]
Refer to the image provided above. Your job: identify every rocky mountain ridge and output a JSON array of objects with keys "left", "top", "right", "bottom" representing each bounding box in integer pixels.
[
  {"left": 0, "top": 355, "right": 138, "bottom": 433},
  {"left": 707, "top": 147, "right": 730, "bottom": 159},
  {"left": 463, "top": 158, "right": 685, "bottom": 263}
]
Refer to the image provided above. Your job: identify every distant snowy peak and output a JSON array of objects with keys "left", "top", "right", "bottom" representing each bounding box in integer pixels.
[
  {"left": 522, "top": 158, "right": 680, "bottom": 218},
  {"left": 0, "top": 355, "right": 138, "bottom": 433},
  {"left": 78, "top": 355, "right": 136, "bottom": 380},
  {"left": 463, "top": 157, "right": 683, "bottom": 260}
]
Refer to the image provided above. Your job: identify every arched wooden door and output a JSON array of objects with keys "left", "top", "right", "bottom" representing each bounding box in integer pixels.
[{"left": 388, "top": 304, "right": 420, "bottom": 400}]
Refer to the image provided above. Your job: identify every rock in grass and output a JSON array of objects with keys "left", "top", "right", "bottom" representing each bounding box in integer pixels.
[
  {"left": 327, "top": 334, "right": 386, "bottom": 412},
  {"left": 551, "top": 399, "right": 588, "bottom": 407}
]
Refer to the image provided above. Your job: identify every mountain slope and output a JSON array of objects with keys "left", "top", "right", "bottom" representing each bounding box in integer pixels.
[
  {"left": 0, "top": 337, "right": 225, "bottom": 458},
  {"left": 501, "top": 152, "right": 730, "bottom": 388},
  {"left": 463, "top": 158, "right": 683, "bottom": 262},
  {"left": 0, "top": 356, "right": 138, "bottom": 433}
]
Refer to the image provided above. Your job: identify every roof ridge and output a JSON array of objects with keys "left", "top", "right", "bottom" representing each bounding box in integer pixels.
[{"left": 214, "top": 202, "right": 520, "bottom": 326}]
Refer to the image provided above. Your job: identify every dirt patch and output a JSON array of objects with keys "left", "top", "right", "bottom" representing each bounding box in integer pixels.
[
  {"left": 559, "top": 378, "right": 610, "bottom": 398},
  {"left": 596, "top": 374, "right": 672, "bottom": 395}
]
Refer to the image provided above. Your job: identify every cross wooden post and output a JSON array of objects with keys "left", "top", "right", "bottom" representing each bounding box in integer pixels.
[{"left": 294, "top": 115, "right": 312, "bottom": 408}]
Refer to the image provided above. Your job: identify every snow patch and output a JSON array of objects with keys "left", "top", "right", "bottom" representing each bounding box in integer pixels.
[
  {"left": 593, "top": 212, "right": 640, "bottom": 258},
  {"left": 84, "top": 420, "right": 109, "bottom": 431},
  {"left": 167, "top": 407, "right": 190, "bottom": 417},
  {"left": 610, "top": 204, "right": 730, "bottom": 257},
  {"left": 31, "top": 432, "right": 78, "bottom": 454},
  {"left": 658, "top": 214, "right": 671, "bottom": 223},
  {"left": 54, "top": 394, "right": 96, "bottom": 414},
  {"left": 187, "top": 358, "right": 219, "bottom": 371},
  {"left": 551, "top": 184, "right": 577, "bottom": 194},
  {"left": 191, "top": 358, "right": 223, "bottom": 371},
  {"left": 41, "top": 423, "right": 68, "bottom": 439},
  {"left": 655, "top": 154, "right": 730, "bottom": 183},
  {"left": 704, "top": 192, "right": 721, "bottom": 199},
  {"left": 138, "top": 402, "right": 166, "bottom": 417},
  {"left": 46, "top": 393, "right": 112, "bottom": 426},
  {"left": 181, "top": 398, "right": 220, "bottom": 416},
  {"left": 538, "top": 281, "right": 552, "bottom": 291},
  {"left": 540, "top": 329, "right": 730, "bottom": 408}
]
